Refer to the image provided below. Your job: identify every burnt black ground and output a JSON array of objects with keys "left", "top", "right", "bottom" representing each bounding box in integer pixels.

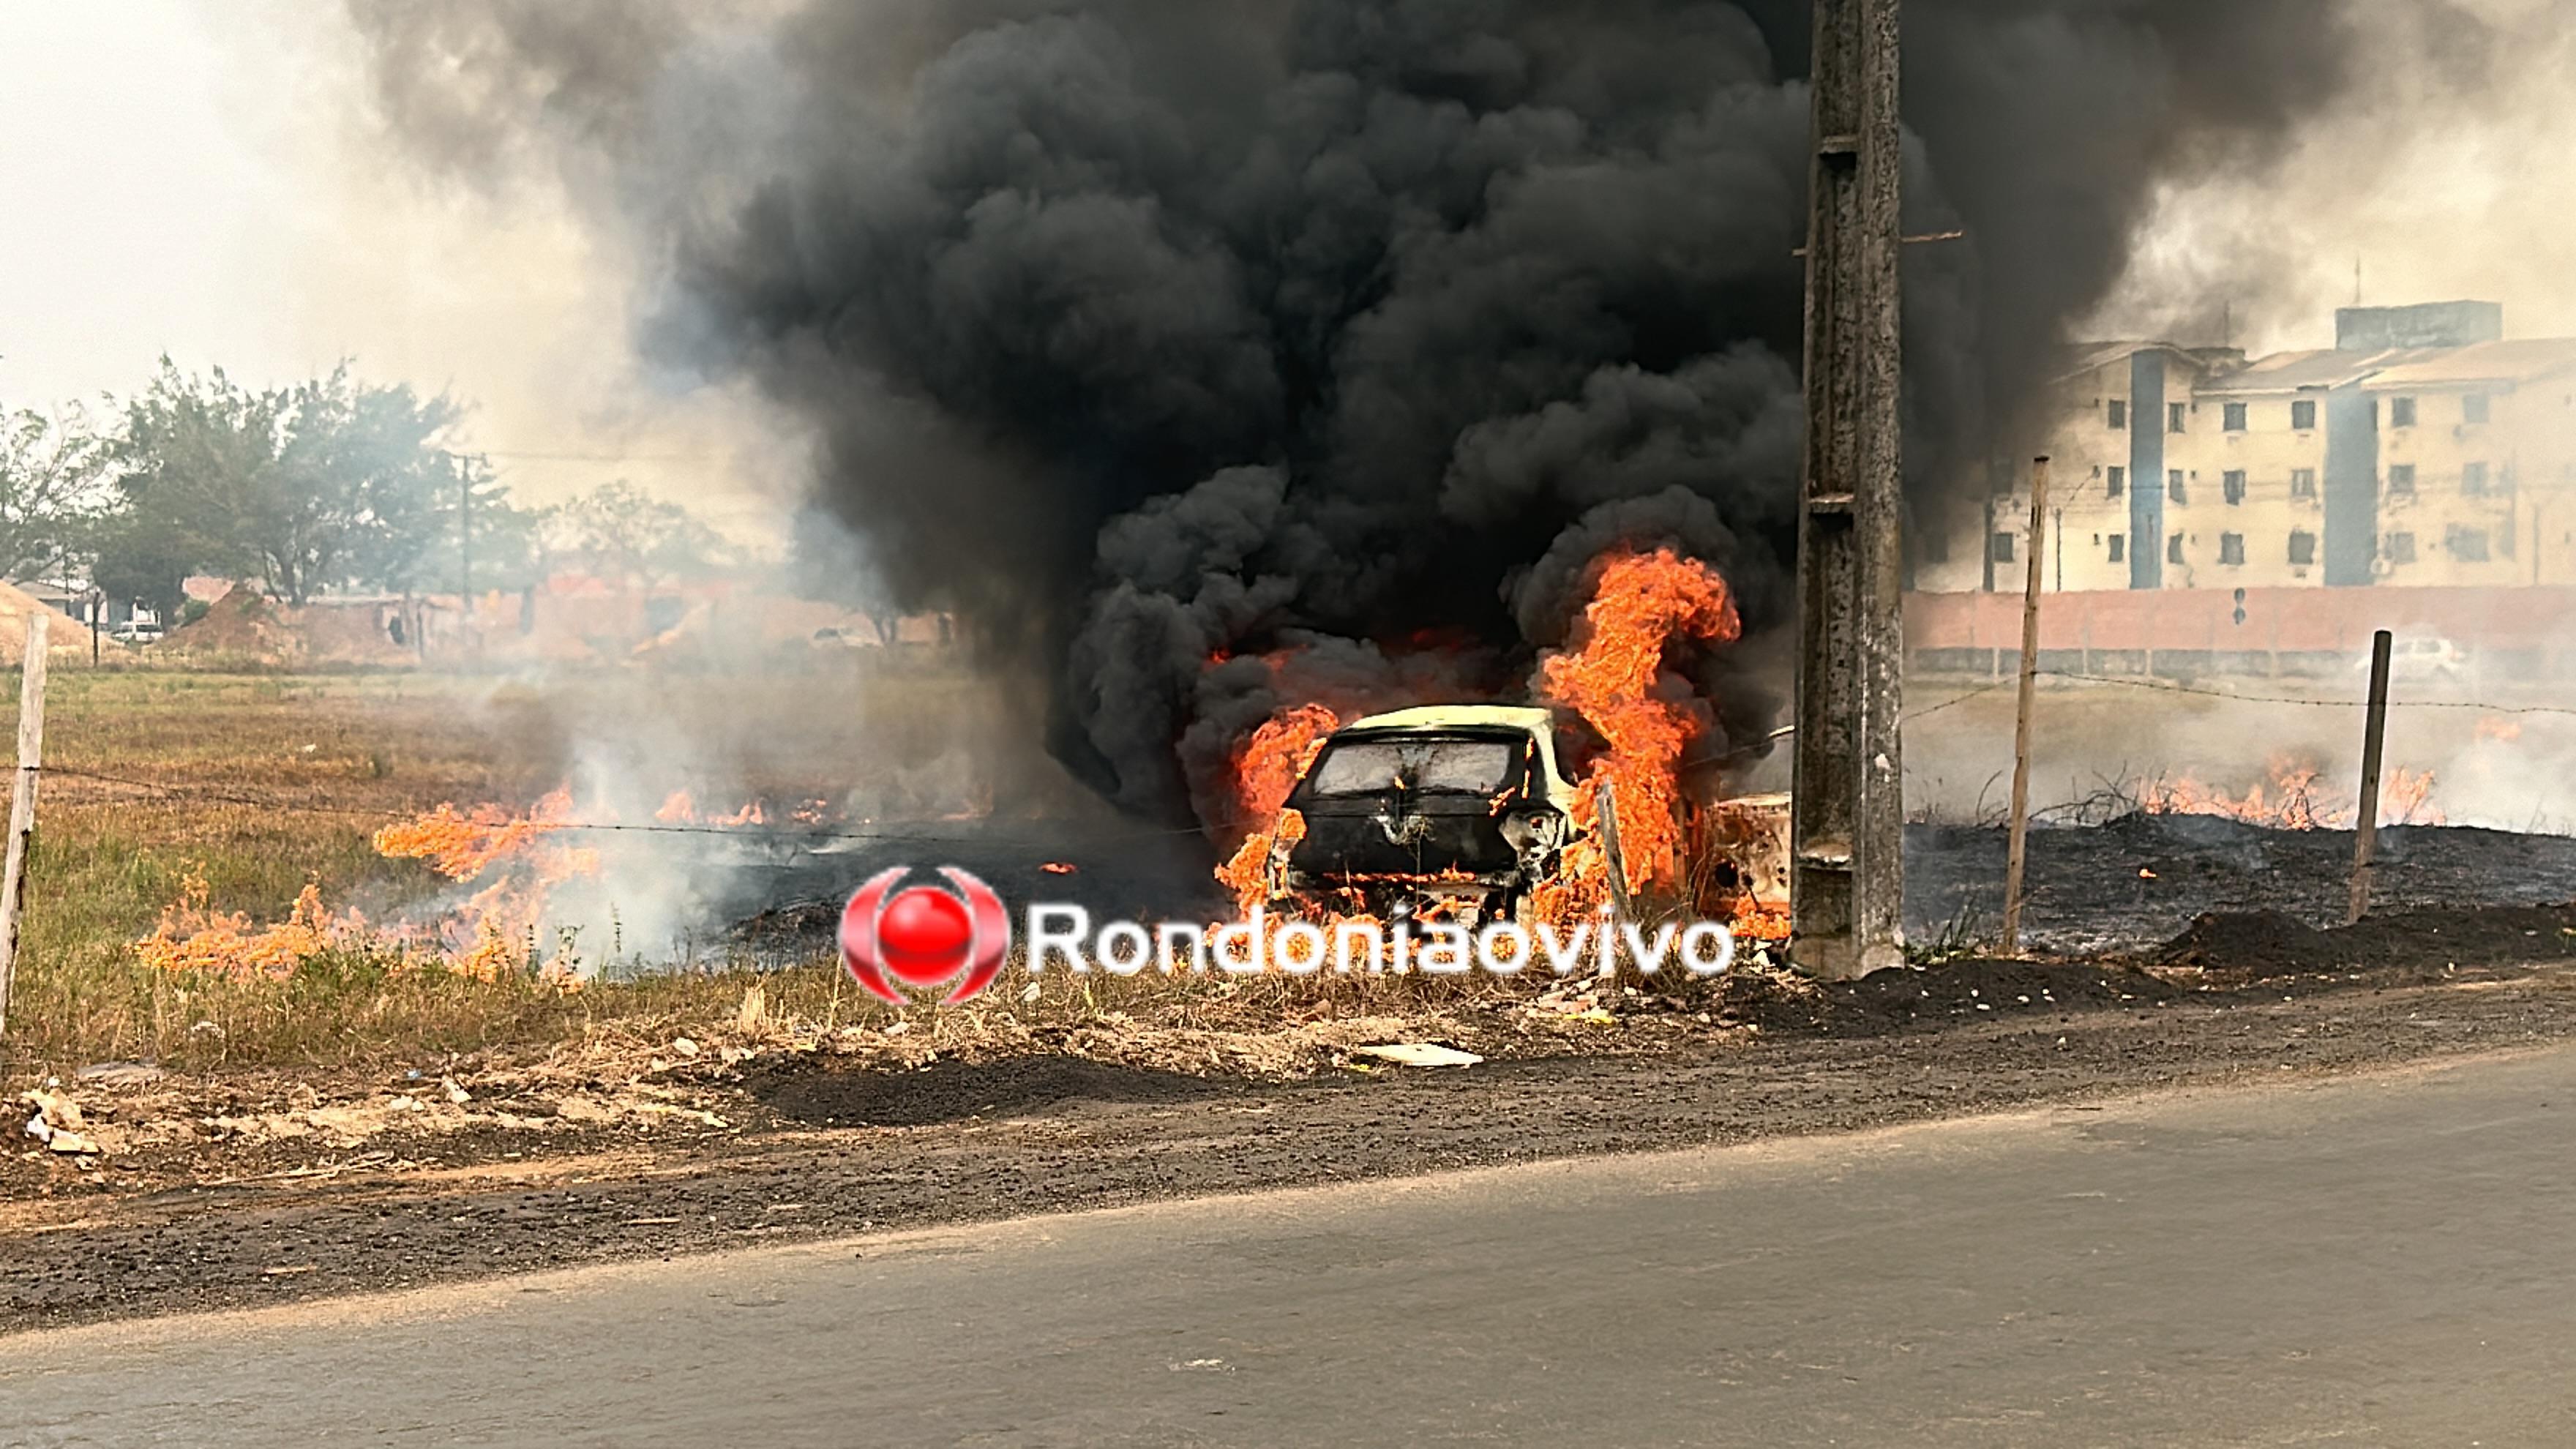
[
  {"left": 1906, "top": 814, "right": 2576, "bottom": 952},
  {"left": 10, "top": 924, "right": 2576, "bottom": 1333},
  {"left": 719, "top": 813, "right": 2576, "bottom": 968},
  {"left": 752, "top": 1054, "right": 1227, "bottom": 1128},
  {"left": 716, "top": 826, "right": 1229, "bottom": 967}
]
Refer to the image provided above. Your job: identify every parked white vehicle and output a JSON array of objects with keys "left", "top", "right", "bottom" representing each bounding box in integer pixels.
[{"left": 2356, "top": 637, "right": 2466, "bottom": 680}]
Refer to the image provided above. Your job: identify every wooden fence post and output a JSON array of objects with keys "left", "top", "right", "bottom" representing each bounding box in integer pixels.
[
  {"left": 2002, "top": 457, "right": 2050, "bottom": 954},
  {"left": 2349, "top": 629, "right": 2393, "bottom": 924},
  {"left": 1595, "top": 782, "right": 1633, "bottom": 924},
  {"left": 0, "top": 610, "right": 52, "bottom": 1038}
]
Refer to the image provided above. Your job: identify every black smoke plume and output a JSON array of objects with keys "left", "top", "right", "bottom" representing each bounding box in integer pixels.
[{"left": 351, "top": 0, "right": 2381, "bottom": 830}]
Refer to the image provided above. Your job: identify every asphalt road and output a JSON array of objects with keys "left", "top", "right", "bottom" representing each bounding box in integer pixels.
[{"left": 12, "top": 1048, "right": 2576, "bottom": 1447}]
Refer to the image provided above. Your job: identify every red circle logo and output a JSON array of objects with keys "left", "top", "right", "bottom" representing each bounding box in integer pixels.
[{"left": 840, "top": 867, "right": 1011, "bottom": 1005}]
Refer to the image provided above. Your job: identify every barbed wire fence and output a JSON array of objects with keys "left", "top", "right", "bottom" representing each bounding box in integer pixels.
[{"left": 34, "top": 667, "right": 2576, "bottom": 847}]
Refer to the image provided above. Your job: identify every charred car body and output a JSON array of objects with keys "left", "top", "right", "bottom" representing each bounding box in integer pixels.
[{"left": 1259, "top": 706, "right": 1595, "bottom": 926}]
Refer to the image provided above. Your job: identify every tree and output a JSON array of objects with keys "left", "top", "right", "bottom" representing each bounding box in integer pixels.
[
  {"left": 105, "top": 361, "right": 470, "bottom": 604},
  {"left": 86, "top": 506, "right": 198, "bottom": 624},
  {"left": 0, "top": 404, "right": 111, "bottom": 583},
  {"left": 362, "top": 453, "right": 545, "bottom": 597},
  {"left": 455, "top": 474, "right": 549, "bottom": 596},
  {"left": 547, "top": 480, "right": 733, "bottom": 593}
]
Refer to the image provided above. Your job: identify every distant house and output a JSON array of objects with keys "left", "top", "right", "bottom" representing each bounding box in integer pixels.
[{"left": 10, "top": 580, "right": 160, "bottom": 633}]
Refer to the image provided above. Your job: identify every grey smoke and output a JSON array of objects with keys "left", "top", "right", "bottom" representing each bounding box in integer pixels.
[{"left": 348, "top": 0, "right": 2407, "bottom": 831}]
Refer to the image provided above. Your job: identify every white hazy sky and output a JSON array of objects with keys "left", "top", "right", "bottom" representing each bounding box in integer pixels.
[
  {"left": 0, "top": 0, "right": 793, "bottom": 538},
  {"left": 2, "top": 0, "right": 2568, "bottom": 531}
]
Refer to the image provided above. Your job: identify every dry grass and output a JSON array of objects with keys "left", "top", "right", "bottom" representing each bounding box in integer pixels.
[
  {"left": 0, "top": 660, "right": 1018, "bottom": 1078},
  {"left": 0, "top": 661, "right": 1751, "bottom": 1084}
]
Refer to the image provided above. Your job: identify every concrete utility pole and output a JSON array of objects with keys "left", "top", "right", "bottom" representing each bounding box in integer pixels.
[{"left": 1790, "top": 0, "right": 1906, "bottom": 981}]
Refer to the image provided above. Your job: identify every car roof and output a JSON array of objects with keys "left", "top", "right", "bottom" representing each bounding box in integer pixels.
[{"left": 1339, "top": 705, "right": 1554, "bottom": 735}]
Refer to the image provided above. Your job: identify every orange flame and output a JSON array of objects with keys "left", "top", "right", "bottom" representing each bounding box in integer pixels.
[
  {"left": 1216, "top": 703, "right": 1341, "bottom": 916},
  {"left": 654, "top": 790, "right": 771, "bottom": 827},
  {"left": 2379, "top": 766, "right": 2443, "bottom": 826},
  {"left": 372, "top": 787, "right": 591, "bottom": 880},
  {"left": 141, "top": 787, "right": 602, "bottom": 982},
  {"left": 2143, "top": 758, "right": 2445, "bottom": 830},
  {"left": 2141, "top": 758, "right": 2331, "bottom": 831},
  {"left": 135, "top": 875, "right": 357, "bottom": 981},
  {"left": 1728, "top": 897, "right": 1793, "bottom": 944},
  {"left": 1538, "top": 547, "right": 1742, "bottom": 901}
]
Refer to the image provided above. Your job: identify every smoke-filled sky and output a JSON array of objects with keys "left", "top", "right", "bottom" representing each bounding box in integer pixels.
[
  {"left": 4, "top": 2, "right": 2566, "bottom": 435},
  {"left": 5, "top": 0, "right": 2572, "bottom": 826},
  {"left": 0, "top": 0, "right": 798, "bottom": 537}
]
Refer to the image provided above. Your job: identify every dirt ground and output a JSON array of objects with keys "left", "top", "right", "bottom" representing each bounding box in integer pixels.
[
  {"left": 15, "top": 665, "right": 2576, "bottom": 1334},
  {"left": 12, "top": 901, "right": 2576, "bottom": 1333}
]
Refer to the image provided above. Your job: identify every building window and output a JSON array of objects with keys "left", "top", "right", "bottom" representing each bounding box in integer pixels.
[
  {"left": 2385, "top": 532, "right": 2417, "bottom": 565},
  {"left": 2464, "top": 461, "right": 2490, "bottom": 496},
  {"left": 2108, "top": 399, "right": 2127, "bottom": 430},
  {"left": 2391, "top": 396, "right": 2417, "bottom": 428},
  {"left": 2223, "top": 470, "right": 2247, "bottom": 504},
  {"left": 2291, "top": 468, "right": 2318, "bottom": 499},
  {"left": 2169, "top": 402, "right": 2188, "bottom": 433},
  {"left": 2168, "top": 533, "right": 2185, "bottom": 565},
  {"left": 2288, "top": 530, "right": 2318, "bottom": 566},
  {"left": 2219, "top": 532, "right": 2246, "bottom": 566},
  {"left": 2168, "top": 470, "right": 2187, "bottom": 503},
  {"left": 2448, "top": 525, "right": 2491, "bottom": 561},
  {"left": 2107, "top": 465, "right": 2124, "bottom": 498},
  {"left": 2223, "top": 402, "right": 2248, "bottom": 432},
  {"left": 1991, "top": 532, "right": 2016, "bottom": 564},
  {"left": 2388, "top": 464, "right": 2416, "bottom": 498},
  {"left": 2465, "top": 393, "right": 2491, "bottom": 424},
  {"left": 2108, "top": 534, "right": 2125, "bottom": 564},
  {"left": 2291, "top": 399, "right": 2318, "bottom": 430}
]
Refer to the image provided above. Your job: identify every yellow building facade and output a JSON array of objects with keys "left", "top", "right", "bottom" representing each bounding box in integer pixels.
[{"left": 1922, "top": 303, "right": 2576, "bottom": 594}]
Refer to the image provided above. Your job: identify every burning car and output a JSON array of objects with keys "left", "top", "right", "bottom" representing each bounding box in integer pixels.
[{"left": 1254, "top": 705, "right": 1604, "bottom": 927}]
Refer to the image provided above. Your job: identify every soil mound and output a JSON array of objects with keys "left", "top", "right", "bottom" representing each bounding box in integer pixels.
[
  {"left": 749, "top": 1055, "right": 1227, "bottom": 1128},
  {"left": 1712, "top": 958, "right": 2187, "bottom": 1036},
  {"left": 0, "top": 583, "right": 94, "bottom": 663},
  {"left": 2157, "top": 910, "right": 2339, "bottom": 976},
  {"left": 159, "top": 591, "right": 416, "bottom": 666}
]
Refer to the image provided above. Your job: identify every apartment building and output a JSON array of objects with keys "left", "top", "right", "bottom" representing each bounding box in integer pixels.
[{"left": 1922, "top": 302, "right": 2576, "bottom": 594}]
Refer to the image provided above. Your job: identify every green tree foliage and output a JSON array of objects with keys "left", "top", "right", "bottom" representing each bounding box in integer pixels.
[
  {"left": 546, "top": 479, "right": 734, "bottom": 592},
  {"left": 34, "top": 362, "right": 731, "bottom": 616},
  {"left": 371, "top": 454, "right": 547, "bottom": 598},
  {"left": 106, "top": 362, "right": 467, "bottom": 605},
  {"left": 0, "top": 404, "right": 112, "bottom": 583}
]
